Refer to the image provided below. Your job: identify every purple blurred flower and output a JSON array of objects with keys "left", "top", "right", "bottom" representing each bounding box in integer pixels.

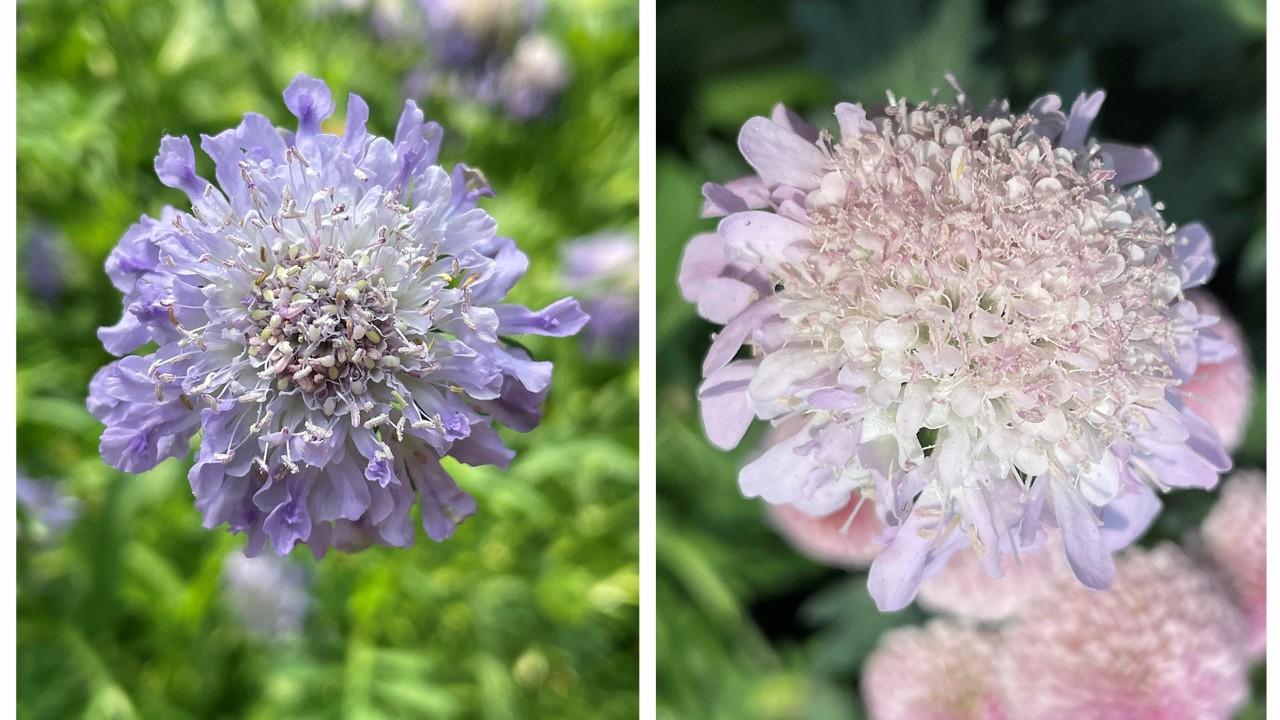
[
  {"left": 500, "top": 34, "right": 571, "bottom": 120},
  {"left": 680, "top": 80, "right": 1231, "bottom": 611},
  {"left": 89, "top": 75, "right": 585, "bottom": 559},
  {"left": 421, "top": 0, "right": 542, "bottom": 70},
  {"left": 223, "top": 552, "right": 311, "bottom": 640},
  {"left": 1000, "top": 544, "right": 1248, "bottom": 719},
  {"left": 17, "top": 474, "right": 80, "bottom": 543},
  {"left": 415, "top": 0, "right": 569, "bottom": 120},
  {"left": 22, "top": 222, "right": 75, "bottom": 305},
  {"left": 562, "top": 232, "right": 638, "bottom": 360}
]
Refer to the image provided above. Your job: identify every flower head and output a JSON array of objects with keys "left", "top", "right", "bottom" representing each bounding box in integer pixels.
[
  {"left": 561, "top": 231, "right": 638, "bottom": 360},
  {"left": 1200, "top": 470, "right": 1266, "bottom": 660},
  {"left": 90, "top": 75, "right": 586, "bottom": 558},
  {"left": 1179, "top": 290, "right": 1253, "bottom": 453},
  {"left": 862, "top": 619, "right": 1008, "bottom": 720},
  {"left": 1000, "top": 544, "right": 1248, "bottom": 719},
  {"left": 222, "top": 552, "right": 311, "bottom": 640},
  {"left": 681, "top": 80, "right": 1231, "bottom": 610}
]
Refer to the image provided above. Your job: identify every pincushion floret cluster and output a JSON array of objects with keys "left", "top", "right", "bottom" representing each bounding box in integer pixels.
[
  {"left": 90, "top": 74, "right": 586, "bottom": 557},
  {"left": 999, "top": 543, "right": 1249, "bottom": 719},
  {"left": 860, "top": 543, "right": 1251, "bottom": 720},
  {"left": 680, "top": 79, "right": 1232, "bottom": 610}
]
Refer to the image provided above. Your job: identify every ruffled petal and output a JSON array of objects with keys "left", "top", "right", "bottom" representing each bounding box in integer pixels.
[
  {"left": 697, "top": 360, "right": 759, "bottom": 450},
  {"left": 1051, "top": 479, "right": 1115, "bottom": 590},
  {"left": 737, "top": 116, "right": 828, "bottom": 190}
]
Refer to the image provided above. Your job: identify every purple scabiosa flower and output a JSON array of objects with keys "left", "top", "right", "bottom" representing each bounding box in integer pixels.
[
  {"left": 17, "top": 474, "right": 80, "bottom": 543},
  {"left": 862, "top": 619, "right": 1008, "bottom": 720},
  {"left": 561, "top": 232, "right": 638, "bottom": 360},
  {"left": 916, "top": 532, "right": 1067, "bottom": 622},
  {"left": 1180, "top": 290, "right": 1253, "bottom": 453},
  {"left": 680, "top": 79, "right": 1231, "bottom": 611},
  {"left": 1200, "top": 470, "right": 1265, "bottom": 661},
  {"left": 89, "top": 75, "right": 586, "bottom": 558},
  {"left": 222, "top": 552, "right": 311, "bottom": 640},
  {"left": 1000, "top": 544, "right": 1248, "bottom": 719}
]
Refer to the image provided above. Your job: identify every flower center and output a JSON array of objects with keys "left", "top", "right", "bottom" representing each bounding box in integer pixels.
[
  {"left": 202, "top": 179, "right": 452, "bottom": 424},
  {"left": 245, "top": 240, "right": 404, "bottom": 404},
  {"left": 783, "top": 102, "right": 1184, "bottom": 467}
]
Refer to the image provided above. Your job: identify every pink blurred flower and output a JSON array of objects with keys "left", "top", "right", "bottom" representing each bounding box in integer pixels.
[
  {"left": 863, "top": 619, "right": 1008, "bottom": 720},
  {"left": 768, "top": 492, "right": 881, "bottom": 569},
  {"left": 1180, "top": 290, "right": 1254, "bottom": 452},
  {"left": 1001, "top": 544, "right": 1248, "bottom": 720},
  {"left": 916, "top": 533, "right": 1067, "bottom": 622},
  {"left": 1201, "top": 470, "right": 1266, "bottom": 660}
]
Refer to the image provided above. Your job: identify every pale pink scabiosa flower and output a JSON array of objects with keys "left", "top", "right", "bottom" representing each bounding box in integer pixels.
[
  {"left": 863, "top": 619, "right": 1008, "bottom": 720},
  {"left": 916, "top": 531, "right": 1067, "bottom": 622},
  {"left": 1001, "top": 544, "right": 1248, "bottom": 719},
  {"left": 1179, "top": 291, "right": 1253, "bottom": 453},
  {"left": 1201, "top": 470, "right": 1265, "bottom": 661},
  {"left": 680, "top": 80, "right": 1232, "bottom": 610}
]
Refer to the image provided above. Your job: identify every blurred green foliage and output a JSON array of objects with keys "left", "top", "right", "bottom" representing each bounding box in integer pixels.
[
  {"left": 17, "top": 0, "right": 638, "bottom": 718},
  {"left": 656, "top": 0, "right": 1265, "bottom": 718}
]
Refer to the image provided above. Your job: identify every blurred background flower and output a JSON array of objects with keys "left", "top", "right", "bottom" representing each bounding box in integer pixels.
[
  {"left": 862, "top": 619, "right": 1007, "bottom": 720},
  {"left": 561, "top": 231, "right": 640, "bottom": 360},
  {"left": 656, "top": 0, "right": 1263, "bottom": 717},
  {"left": 17, "top": 0, "right": 638, "bottom": 717},
  {"left": 767, "top": 494, "right": 881, "bottom": 571},
  {"left": 1000, "top": 544, "right": 1249, "bottom": 720},
  {"left": 17, "top": 474, "right": 81, "bottom": 545},
  {"left": 222, "top": 552, "right": 312, "bottom": 641},
  {"left": 1182, "top": 290, "right": 1256, "bottom": 453},
  {"left": 1200, "top": 470, "right": 1267, "bottom": 661},
  {"left": 915, "top": 532, "right": 1067, "bottom": 623},
  {"left": 410, "top": 0, "right": 572, "bottom": 120},
  {"left": 20, "top": 221, "right": 78, "bottom": 306}
]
